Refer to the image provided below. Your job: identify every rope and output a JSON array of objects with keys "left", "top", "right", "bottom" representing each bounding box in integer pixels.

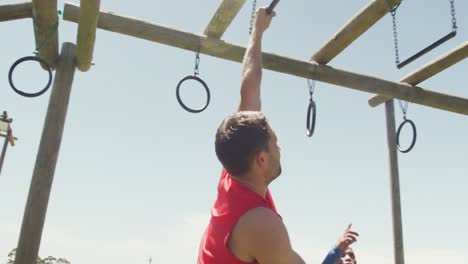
[{"left": 32, "top": 15, "right": 59, "bottom": 54}]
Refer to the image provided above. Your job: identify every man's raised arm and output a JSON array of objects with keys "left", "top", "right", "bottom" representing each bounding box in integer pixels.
[{"left": 238, "top": 7, "right": 275, "bottom": 112}]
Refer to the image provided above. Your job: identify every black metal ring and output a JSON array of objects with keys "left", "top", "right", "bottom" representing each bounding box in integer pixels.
[
  {"left": 267, "top": 0, "right": 280, "bottom": 14},
  {"left": 306, "top": 100, "right": 316, "bottom": 137},
  {"left": 176, "top": 75, "right": 210, "bottom": 113},
  {"left": 396, "top": 118, "right": 417, "bottom": 153},
  {"left": 8, "top": 56, "right": 53, "bottom": 98}
]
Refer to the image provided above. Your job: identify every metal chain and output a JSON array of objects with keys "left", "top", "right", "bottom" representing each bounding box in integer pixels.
[
  {"left": 307, "top": 79, "right": 316, "bottom": 100},
  {"left": 194, "top": 52, "right": 200, "bottom": 76},
  {"left": 390, "top": 9, "right": 400, "bottom": 65},
  {"left": 249, "top": 0, "right": 257, "bottom": 35},
  {"left": 450, "top": 0, "right": 457, "bottom": 31},
  {"left": 390, "top": 0, "right": 406, "bottom": 119},
  {"left": 307, "top": 65, "right": 318, "bottom": 99},
  {"left": 398, "top": 100, "right": 409, "bottom": 118}
]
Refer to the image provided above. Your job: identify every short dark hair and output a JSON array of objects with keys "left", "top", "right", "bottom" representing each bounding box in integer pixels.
[{"left": 215, "top": 111, "right": 270, "bottom": 176}]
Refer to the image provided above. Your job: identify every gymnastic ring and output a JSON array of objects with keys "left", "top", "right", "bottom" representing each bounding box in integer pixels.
[
  {"left": 176, "top": 75, "right": 210, "bottom": 113},
  {"left": 8, "top": 56, "right": 53, "bottom": 98},
  {"left": 396, "top": 118, "right": 417, "bottom": 153},
  {"left": 306, "top": 99, "right": 316, "bottom": 137}
]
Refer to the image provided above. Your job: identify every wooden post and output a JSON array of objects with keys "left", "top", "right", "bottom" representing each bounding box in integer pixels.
[
  {"left": 203, "top": 0, "right": 247, "bottom": 39},
  {"left": 385, "top": 100, "right": 405, "bottom": 264},
  {"left": 76, "top": 0, "right": 101, "bottom": 71},
  {"left": 62, "top": 3, "right": 468, "bottom": 116},
  {"left": 14, "top": 43, "right": 76, "bottom": 264},
  {"left": 369, "top": 41, "right": 468, "bottom": 107},
  {"left": 32, "top": 0, "right": 59, "bottom": 69},
  {"left": 311, "top": 0, "right": 401, "bottom": 64},
  {"left": 0, "top": 2, "right": 32, "bottom": 22},
  {"left": 0, "top": 112, "right": 13, "bottom": 176}
]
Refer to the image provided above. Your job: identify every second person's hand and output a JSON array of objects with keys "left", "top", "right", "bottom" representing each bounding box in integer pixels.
[{"left": 336, "top": 224, "right": 359, "bottom": 251}]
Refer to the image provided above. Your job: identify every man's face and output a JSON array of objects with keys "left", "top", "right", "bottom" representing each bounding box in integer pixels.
[{"left": 338, "top": 248, "right": 356, "bottom": 264}]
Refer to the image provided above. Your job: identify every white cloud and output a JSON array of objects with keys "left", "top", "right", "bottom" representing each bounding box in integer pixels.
[{"left": 38, "top": 213, "right": 209, "bottom": 264}]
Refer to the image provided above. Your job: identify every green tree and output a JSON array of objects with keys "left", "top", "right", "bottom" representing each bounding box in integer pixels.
[{"left": 7, "top": 248, "right": 70, "bottom": 264}]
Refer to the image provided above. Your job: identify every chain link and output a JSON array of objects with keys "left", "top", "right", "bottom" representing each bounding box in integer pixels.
[
  {"left": 390, "top": 9, "right": 400, "bottom": 65},
  {"left": 450, "top": 0, "right": 457, "bottom": 31},
  {"left": 307, "top": 65, "right": 319, "bottom": 99},
  {"left": 307, "top": 79, "right": 315, "bottom": 99},
  {"left": 194, "top": 52, "right": 200, "bottom": 76},
  {"left": 249, "top": 0, "right": 257, "bottom": 35},
  {"left": 398, "top": 100, "right": 409, "bottom": 118}
]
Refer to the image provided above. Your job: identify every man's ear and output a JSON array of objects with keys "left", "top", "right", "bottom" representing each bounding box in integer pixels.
[{"left": 254, "top": 151, "right": 266, "bottom": 167}]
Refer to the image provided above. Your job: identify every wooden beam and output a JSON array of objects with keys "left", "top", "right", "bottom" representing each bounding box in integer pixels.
[
  {"left": 0, "top": 2, "right": 32, "bottom": 22},
  {"left": 369, "top": 41, "right": 468, "bottom": 107},
  {"left": 204, "top": 0, "right": 246, "bottom": 39},
  {"left": 14, "top": 43, "right": 76, "bottom": 264},
  {"left": 32, "top": 0, "right": 59, "bottom": 69},
  {"left": 311, "top": 0, "right": 401, "bottom": 64},
  {"left": 76, "top": 0, "right": 101, "bottom": 71},
  {"left": 62, "top": 2, "right": 468, "bottom": 115},
  {"left": 384, "top": 100, "right": 405, "bottom": 264},
  {"left": 0, "top": 133, "right": 17, "bottom": 142}
]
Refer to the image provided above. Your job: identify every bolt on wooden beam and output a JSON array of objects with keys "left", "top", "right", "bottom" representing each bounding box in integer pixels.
[
  {"left": 369, "top": 41, "right": 468, "bottom": 107},
  {"left": 311, "top": 0, "right": 401, "bottom": 64},
  {"left": 62, "top": 2, "right": 468, "bottom": 115},
  {"left": 75, "top": 0, "right": 101, "bottom": 72},
  {"left": 0, "top": 2, "right": 32, "bottom": 22},
  {"left": 32, "top": 0, "right": 59, "bottom": 69},
  {"left": 204, "top": 0, "right": 247, "bottom": 39}
]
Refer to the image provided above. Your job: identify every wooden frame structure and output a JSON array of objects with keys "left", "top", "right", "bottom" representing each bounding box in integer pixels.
[{"left": 1, "top": 0, "right": 466, "bottom": 263}]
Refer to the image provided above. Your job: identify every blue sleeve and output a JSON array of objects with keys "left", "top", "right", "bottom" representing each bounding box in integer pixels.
[{"left": 321, "top": 247, "right": 342, "bottom": 264}]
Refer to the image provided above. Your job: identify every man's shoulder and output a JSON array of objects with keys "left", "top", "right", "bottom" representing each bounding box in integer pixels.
[
  {"left": 241, "top": 207, "right": 281, "bottom": 223},
  {"left": 230, "top": 207, "right": 300, "bottom": 263},
  {"left": 236, "top": 206, "right": 286, "bottom": 239}
]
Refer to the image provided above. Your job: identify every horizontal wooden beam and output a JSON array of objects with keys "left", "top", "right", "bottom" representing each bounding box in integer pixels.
[
  {"left": 75, "top": 0, "right": 101, "bottom": 72},
  {"left": 311, "top": 0, "right": 401, "bottom": 64},
  {"left": 62, "top": 2, "right": 468, "bottom": 115},
  {"left": 0, "top": 2, "right": 32, "bottom": 22},
  {"left": 204, "top": 0, "right": 247, "bottom": 39},
  {"left": 32, "top": 0, "right": 59, "bottom": 69},
  {"left": 0, "top": 133, "right": 17, "bottom": 145},
  {"left": 369, "top": 41, "right": 468, "bottom": 107}
]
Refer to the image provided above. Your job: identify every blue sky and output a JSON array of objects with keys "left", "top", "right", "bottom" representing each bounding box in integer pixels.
[{"left": 1, "top": 0, "right": 467, "bottom": 263}]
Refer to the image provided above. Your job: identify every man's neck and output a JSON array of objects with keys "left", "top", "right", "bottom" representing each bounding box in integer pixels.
[{"left": 232, "top": 174, "right": 267, "bottom": 199}]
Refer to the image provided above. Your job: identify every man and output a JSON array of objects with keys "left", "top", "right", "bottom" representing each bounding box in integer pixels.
[
  {"left": 339, "top": 247, "right": 357, "bottom": 264},
  {"left": 322, "top": 225, "right": 358, "bottom": 264},
  {"left": 198, "top": 7, "right": 358, "bottom": 264}
]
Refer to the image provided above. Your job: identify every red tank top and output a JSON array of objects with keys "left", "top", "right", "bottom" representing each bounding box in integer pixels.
[{"left": 198, "top": 169, "right": 281, "bottom": 264}]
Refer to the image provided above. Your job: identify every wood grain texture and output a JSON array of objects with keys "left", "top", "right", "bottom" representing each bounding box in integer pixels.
[
  {"left": 76, "top": 0, "right": 101, "bottom": 71},
  {"left": 32, "top": 0, "right": 59, "bottom": 69},
  {"left": 385, "top": 100, "right": 406, "bottom": 264},
  {"left": 0, "top": 2, "right": 32, "bottom": 22},
  {"left": 311, "top": 0, "right": 401, "bottom": 64},
  {"left": 14, "top": 43, "right": 76, "bottom": 264},
  {"left": 204, "top": 0, "right": 246, "bottom": 39}
]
